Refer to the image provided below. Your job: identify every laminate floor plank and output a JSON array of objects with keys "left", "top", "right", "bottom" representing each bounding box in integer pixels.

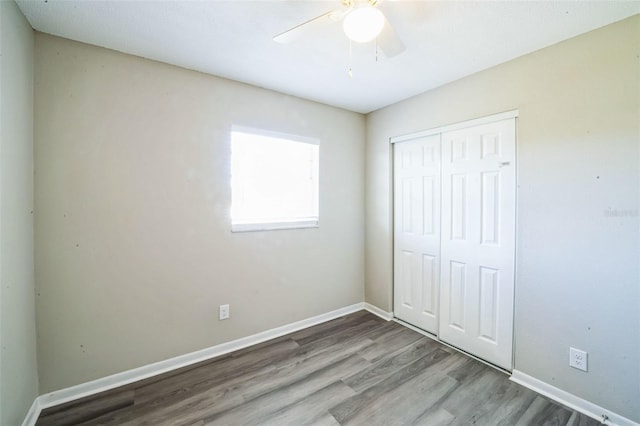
[
  {"left": 438, "top": 367, "right": 507, "bottom": 421},
  {"left": 514, "top": 396, "right": 573, "bottom": 425},
  {"left": 133, "top": 338, "right": 300, "bottom": 404},
  {"left": 287, "top": 311, "right": 379, "bottom": 346},
  {"left": 38, "top": 311, "right": 603, "bottom": 426},
  {"left": 292, "top": 318, "right": 384, "bottom": 348},
  {"left": 78, "top": 376, "right": 247, "bottom": 426},
  {"left": 352, "top": 318, "right": 404, "bottom": 341},
  {"left": 330, "top": 347, "right": 451, "bottom": 423},
  {"left": 244, "top": 381, "right": 355, "bottom": 426},
  {"left": 567, "top": 411, "right": 604, "bottom": 426},
  {"left": 451, "top": 369, "right": 527, "bottom": 424},
  {"left": 205, "top": 354, "right": 369, "bottom": 426},
  {"left": 357, "top": 325, "right": 426, "bottom": 362},
  {"left": 340, "top": 368, "right": 459, "bottom": 426},
  {"left": 240, "top": 337, "right": 373, "bottom": 402},
  {"left": 304, "top": 413, "right": 342, "bottom": 426},
  {"left": 77, "top": 358, "right": 284, "bottom": 424},
  {"left": 278, "top": 320, "right": 381, "bottom": 367},
  {"left": 413, "top": 407, "right": 456, "bottom": 425},
  {"left": 36, "top": 390, "right": 135, "bottom": 426},
  {"left": 478, "top": 380, "right": 543, "bottom": 426},
  {"left": 343, "top": 338, "right": 441, "bottom": 393}
]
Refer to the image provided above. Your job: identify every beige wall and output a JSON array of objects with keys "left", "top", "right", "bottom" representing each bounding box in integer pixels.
[
  {"left": 365, "top": 15, "right": 640, "bottom": 421},
  {"left": 34, "top": 34, "right": 365, "bottom": 393},
  {"left": 0, "top": 1, "right": 38, "bottom": 424}
]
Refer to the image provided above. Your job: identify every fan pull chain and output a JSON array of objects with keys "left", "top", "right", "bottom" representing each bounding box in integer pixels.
[{"left": 348, "top": 40, "right": 353, "bottom": 78}]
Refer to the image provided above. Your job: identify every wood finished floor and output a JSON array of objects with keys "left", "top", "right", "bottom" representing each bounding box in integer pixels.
[{"left": 36, "top": 311, "right": 602, "bottom": 426}]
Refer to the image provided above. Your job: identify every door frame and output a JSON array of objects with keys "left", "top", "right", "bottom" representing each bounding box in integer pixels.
[{"left": 390, "top": 110, "right": 519, "bottom": 144}]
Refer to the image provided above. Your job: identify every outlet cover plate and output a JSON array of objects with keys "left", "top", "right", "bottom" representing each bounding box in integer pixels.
[
  {"left": 219, "top": 304, "right": 230, "bottom": 320},
  {"left": 569, "top": 347, "right": 588, "bottom": 372}
]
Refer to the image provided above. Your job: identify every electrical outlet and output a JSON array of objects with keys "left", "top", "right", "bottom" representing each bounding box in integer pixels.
[
  {"left": 569, "top": 347, "right": 588, "bottom": 372},
  {"left": 219, "top": 304, "right": 230, "bottom": 320}
]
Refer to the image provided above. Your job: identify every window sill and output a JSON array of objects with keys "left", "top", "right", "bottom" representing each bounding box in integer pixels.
[{"left": 231, "top": 220, "right": 319, "bottom": 233}]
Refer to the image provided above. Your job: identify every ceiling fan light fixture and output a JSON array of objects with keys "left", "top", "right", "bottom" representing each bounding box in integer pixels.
[{"left": 342, "top": 6, "right": 385, "bottom": 43}]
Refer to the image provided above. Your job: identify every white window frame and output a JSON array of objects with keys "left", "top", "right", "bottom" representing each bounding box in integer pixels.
[{"left": 230, "top": 126, "right": 319, "bottom": 233}]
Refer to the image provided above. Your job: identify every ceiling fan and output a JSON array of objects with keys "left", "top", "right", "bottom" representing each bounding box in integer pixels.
[{"left": 274, "top": 0, "right": 406, "bottom": 58}]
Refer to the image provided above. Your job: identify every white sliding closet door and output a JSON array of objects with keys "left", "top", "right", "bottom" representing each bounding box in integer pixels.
[
  {"left": 392, "top": 115, "right": 516, "bottom": 370},
  {"left": 393, "top": 135, "right": 441, "bottom": 334},
  {"left": 439, "top": 118, "right": 516, "bottom": 370}
]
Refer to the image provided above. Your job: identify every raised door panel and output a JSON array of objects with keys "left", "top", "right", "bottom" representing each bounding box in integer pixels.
[
  {"left": 448, "top": 261, "right": 467, "bottom": 332},
  {"left": 421, "top": 254, "right": 437, "bottom": 317}
]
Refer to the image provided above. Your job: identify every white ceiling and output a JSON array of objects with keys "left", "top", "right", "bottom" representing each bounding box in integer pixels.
[{"left": 16, "top": 0, "right": 640, "bottom": 113}]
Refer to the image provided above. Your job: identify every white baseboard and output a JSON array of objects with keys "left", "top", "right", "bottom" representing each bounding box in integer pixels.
[
  {"left": 510, "top": 370, "right": 639, "bottom": 426},
  {"left": 20, "top": 398, "right": 41, "bottom": 426},
  {"left": 24, "top": 302, "right": 365, "bottom": 425},
  {"left": 364, "top": 303, "right": 394, "bottom": 321}
]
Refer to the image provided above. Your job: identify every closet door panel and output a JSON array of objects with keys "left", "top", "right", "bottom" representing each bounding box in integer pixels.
[
  {"left": 439, "top": 118, "right": 516, "bottom": 370},
  {"left": 393, "top": 135, "right": 441, "bottom": 334}
]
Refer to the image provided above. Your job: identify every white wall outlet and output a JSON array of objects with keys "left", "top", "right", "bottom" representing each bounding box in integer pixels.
[
  {"left": 219, "top": 304, "right": 230, "bottom": 320},
  {"left": 569, "top": 347, "right": 588, "bottom": 372}
]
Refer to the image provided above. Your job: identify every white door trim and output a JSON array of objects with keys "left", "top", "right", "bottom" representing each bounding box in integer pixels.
[{"left": 390, "top": 110, "right": 519, "bottom": 144}]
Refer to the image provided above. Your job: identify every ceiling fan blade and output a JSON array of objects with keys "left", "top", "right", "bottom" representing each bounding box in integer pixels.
[
  {"left": 377, "top": 16, "right": 405, "bottom": 57},
  {"left": 274, "top": 9, "right": 343, "bottom": 44}
]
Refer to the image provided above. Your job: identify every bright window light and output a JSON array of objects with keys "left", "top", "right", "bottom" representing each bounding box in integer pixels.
[{"left": 231, "top": 127, "right": 319, "bottom": 232}]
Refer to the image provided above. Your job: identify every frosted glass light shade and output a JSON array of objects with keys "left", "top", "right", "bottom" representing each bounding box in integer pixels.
[{"left": 342, "top": 7, "right": 385, "bottom": 43}]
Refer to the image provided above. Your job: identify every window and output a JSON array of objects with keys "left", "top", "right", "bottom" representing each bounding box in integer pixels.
[{"left": 230, "top": 127, "right": 319, "bottom": 232}]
